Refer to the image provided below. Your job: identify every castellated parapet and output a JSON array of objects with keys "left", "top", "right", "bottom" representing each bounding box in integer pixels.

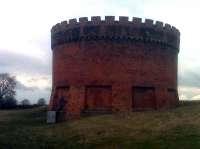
[
  {"left": 51, "top": 16, "right": 180, "bottom": 49},
  {"left": 49, "top": 16, "right": 180, "bottom": 121}
]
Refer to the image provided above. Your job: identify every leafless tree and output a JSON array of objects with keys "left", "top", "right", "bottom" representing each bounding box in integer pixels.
[{"left": 0, "top": 73, "right": 16, "bottom": 100}]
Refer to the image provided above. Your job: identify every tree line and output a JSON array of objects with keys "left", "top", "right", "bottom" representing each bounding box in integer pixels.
[{"left": 0, "top": 73, "right": 47, "bottom": 109}]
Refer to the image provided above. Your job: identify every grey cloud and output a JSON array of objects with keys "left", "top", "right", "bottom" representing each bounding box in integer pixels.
[
  {"left": 15, "top": 78, "right": 51, "bottom": 102},
  {"left": 44, "top": 87, "right": 52, "bottom": 92},
  {"left": 16, "top": 80, "right": 38, "bottom": 91},
  {"left": 16, "top": 88, "right": 51, "bottom": 103},
  {"left": 0, "top": 50, "right": 51, "bottom": 76},
  {"left": 179, "top": 69, "right": 200, "bottom": 88}
]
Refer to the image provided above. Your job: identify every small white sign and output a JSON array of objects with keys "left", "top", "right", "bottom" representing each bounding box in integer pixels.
[{"left": 47, "top": 111, "right": 56, "bottom": 124}]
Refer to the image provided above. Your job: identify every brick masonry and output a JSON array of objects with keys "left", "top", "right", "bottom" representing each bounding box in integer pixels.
[{"left": 48, "top": 16, "right": 180, "bottom": 120}]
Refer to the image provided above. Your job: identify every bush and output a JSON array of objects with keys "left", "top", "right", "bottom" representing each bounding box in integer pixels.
[
  {"left": 0, "top": 96, "right": 17, "bottom": 109},
  {"left": 37, "top": 98, "right": 46, "bottom": 106},
  {"left": 21, "top": 99, "right": 31, "bottom": 106}
]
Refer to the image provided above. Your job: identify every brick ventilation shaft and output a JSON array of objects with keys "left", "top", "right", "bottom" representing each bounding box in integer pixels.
[{"left": 48, "top": 16, "right": 180, "bottom": 120}]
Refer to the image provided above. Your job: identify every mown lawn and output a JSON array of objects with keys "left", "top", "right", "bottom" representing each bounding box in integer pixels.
[{"left": 1, "top": 101, "right": 200, "bottom": 149}]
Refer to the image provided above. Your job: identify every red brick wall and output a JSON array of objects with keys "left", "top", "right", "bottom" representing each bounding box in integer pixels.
[
  {"left": 85, "top": 86, "right": 112, "bottom": 110},
  {"left": 132, "top": 87, "right": 156, "bottom": 110},
  {"left": 49, "top": 16, "right": 180, "bottom": 119}
]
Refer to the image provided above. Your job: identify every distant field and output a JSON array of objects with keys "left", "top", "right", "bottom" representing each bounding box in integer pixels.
[{"left": 1, "top": 101, "right": 200, "bottom": 149}]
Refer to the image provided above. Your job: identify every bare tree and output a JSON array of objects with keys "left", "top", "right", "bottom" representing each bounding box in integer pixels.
[
  {"left": 0, "top": 73, "right": 16, "bottom": 100},
  {"left": 0, "top": 96, "right": 17, "bottom": 109}
]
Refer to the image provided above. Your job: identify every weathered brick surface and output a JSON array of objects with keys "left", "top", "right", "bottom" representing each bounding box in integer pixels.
[{"left": 49, "top": 16, "right": 180, "bottom": 120}]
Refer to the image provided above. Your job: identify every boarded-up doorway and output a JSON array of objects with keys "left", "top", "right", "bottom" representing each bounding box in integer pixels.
[
  {"left": 85, "top": 86, "right": 112, "bottom": 110},
  {"left": 53, "top": 87, "right": 70, "bottom": 110},
  {"left": 168, "top": 88, "right": 178, "bottom": 106},
  {"left": 53, "top": 86, "right": 70, "bottom": 121},
  {"left": 132, "top": 86, "right": 156, "bottom": 110}
]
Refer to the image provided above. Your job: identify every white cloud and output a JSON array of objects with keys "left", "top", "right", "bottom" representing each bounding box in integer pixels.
[
  {"left": 179, "top": 86, "right": 200, "bottom": 100},
  {"left": 192, "top": 95, "right": 200, "bottom": 100},
  {"left": 16, "top": 75, "right": 51, "bottom": 89},
  {"left": 179, "top": 94, "right": 188, "bottom": 100}
]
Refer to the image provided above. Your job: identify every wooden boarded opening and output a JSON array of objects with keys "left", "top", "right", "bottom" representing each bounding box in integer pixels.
[
  {"left": 132, "top": 86, "right": 156, "bottom": 110},
  {"left": 85, "top": 86, "right": 112, "bottom": 111},
  {"left": 168, "top": 88, "right": 178, "bottom": 106},
  {"left": 52, "top": 86, "right": 70, "bottom": 122}
]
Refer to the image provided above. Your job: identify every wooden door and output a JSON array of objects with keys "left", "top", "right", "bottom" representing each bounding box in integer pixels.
[
  {"left": 85, "top": 86, "right": 112, "bottom": 110},
  {"left": 132, "top": 86, "right": 156, "bottom": 110},
  {"left": 53, "top": 87, "right": 69, "bottom": 111}
]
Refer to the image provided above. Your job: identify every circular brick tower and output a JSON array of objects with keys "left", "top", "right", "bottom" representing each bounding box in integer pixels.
[{"left": 48, "top": 16, "right": 180, "bottom": 120}]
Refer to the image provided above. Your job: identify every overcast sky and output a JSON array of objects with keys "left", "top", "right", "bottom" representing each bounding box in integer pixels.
[{"left": 0, "top": 0, "right": 200, "bottom": 103}]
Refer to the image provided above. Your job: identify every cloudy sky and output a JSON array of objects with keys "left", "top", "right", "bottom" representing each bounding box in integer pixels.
[{"left": 0, "top": 0, "right": 199, "bottom": 103}]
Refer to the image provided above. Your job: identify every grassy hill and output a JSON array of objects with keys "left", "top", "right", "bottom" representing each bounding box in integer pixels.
[{"left": 1, "top": 101, "right": 200, "bottom": 149}]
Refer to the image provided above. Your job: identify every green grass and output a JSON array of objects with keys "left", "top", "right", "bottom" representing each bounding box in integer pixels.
[{"left": 1, "top": 101, "right": 200, "bottom": 149}]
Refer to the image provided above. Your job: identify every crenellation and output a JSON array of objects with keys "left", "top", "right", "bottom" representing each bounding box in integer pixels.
[
  {"left": 132, "top": 17, "right": 142, "bottom": 23},
  {"left": 51, "top": 16, "right": 180, "bottom": 50},
  {"left": 51, "top": 17, "right": 180, "bottom": 36},
  {"left": 172, "top": 26, "right": 176, "bottom": 30},
  {"left": 144, "top": 19, "right": 154, "bottom": 26},
  {"left": 91, "top": 16, "right": 101, "bottom": 24},
  {"left": 79, "top": 17, "right": 88, "bottom": 23},
  {"left": 52, "top": 23, "right": 61, "bottom": 33},
  {"left": 144, "top": 19, "right": 154, "bottom": 28},
  {"left": 155, "top": 21, "right": 164, "bottom": 28},
  {"left": 171, "top": 26, "right": 178, "bottom": 36},
  {"left": 164, "top": 23, "right": 171, "bottom": 30},
  {"left": 69, "top": 18, "right": 77, "bottom": 25},
  {"left": 105, "top": 16, "right": 115, "bottom": 23},
  {"left": 119, "top": 16, "right": 129, "bottom": 23},
  {"left": 51, "top": 25, "right": 56, "bottom": 33},
  {"left": 60, "top": 21, "right": 68, "bottom": 30},
  {"left": 61, "top": 21, "right": 68, "bottom": 25},
  {"left": 172, "top": 26, "right": 180, "bottom": 34}
]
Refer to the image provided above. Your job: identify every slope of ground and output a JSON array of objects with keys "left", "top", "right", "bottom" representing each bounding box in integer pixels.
[{"left": 1, "top": 101, "right": 200, "bottom": 149}]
